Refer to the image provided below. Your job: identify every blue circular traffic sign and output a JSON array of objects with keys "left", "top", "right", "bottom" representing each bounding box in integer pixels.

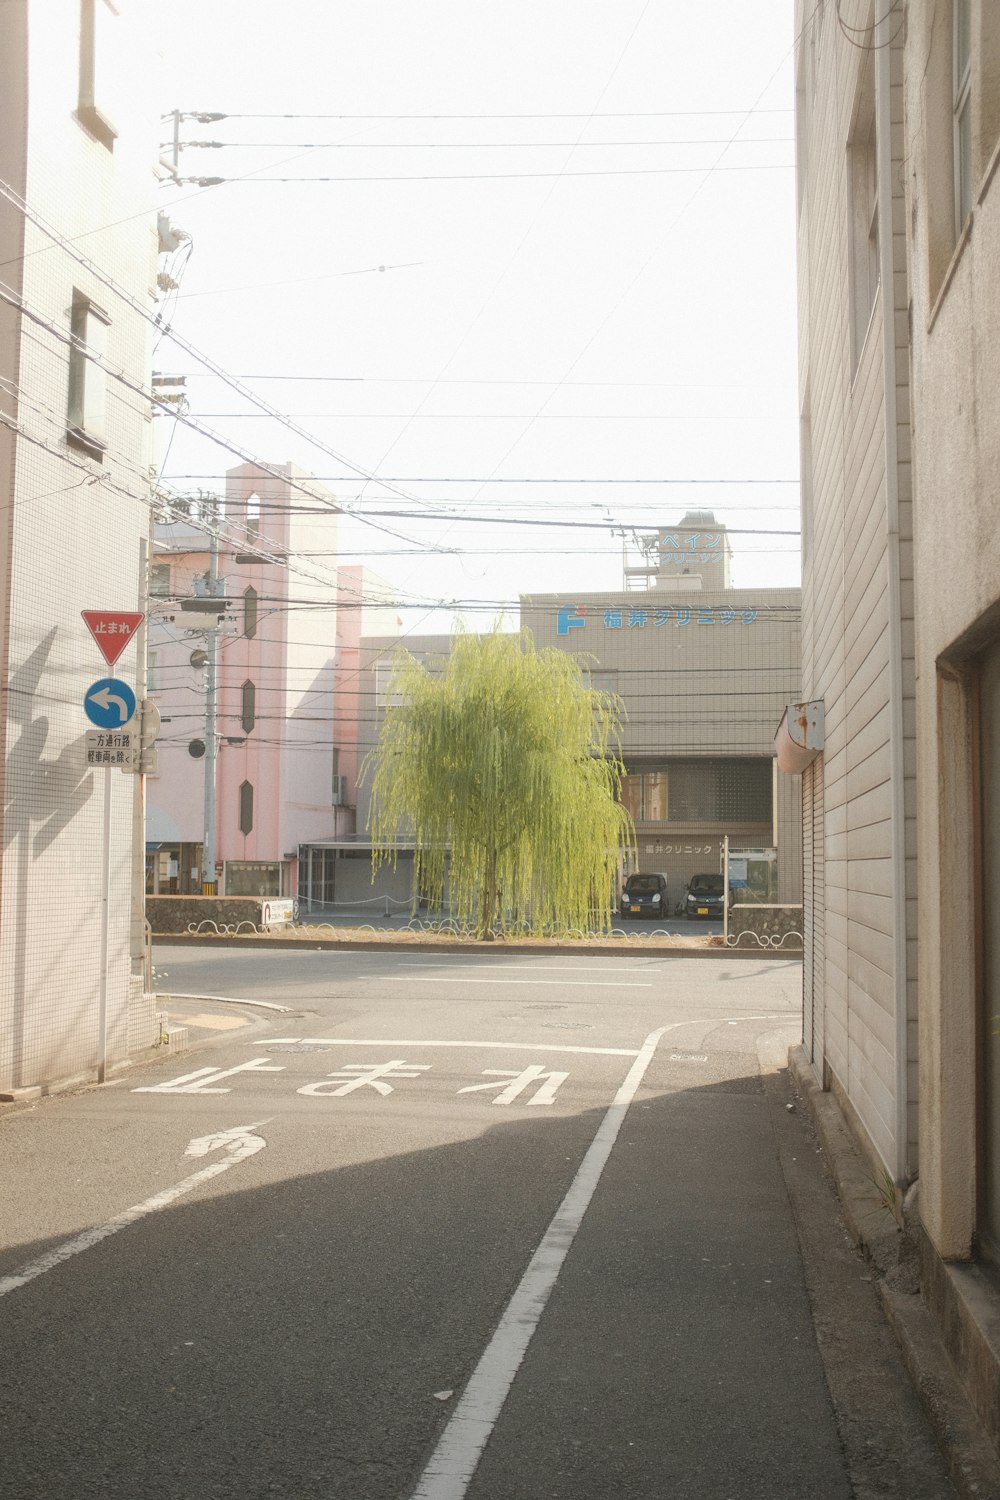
[{"left": 84, "top": 677, "right": 137, "bottom": 729}]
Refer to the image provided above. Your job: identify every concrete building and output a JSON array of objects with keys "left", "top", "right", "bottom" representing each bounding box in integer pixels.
[
  {"left": 790, "top": 0, "right": 1000, "bottom": 1448},
  {"left": 146, "top": 463, "right": 398, "bottom": 899},
  {"left": 521, "top": 583, "right": 802, "bottom": 906},
  {"left": 0, "top": 0, "right": 160, "bottom": 1096}
]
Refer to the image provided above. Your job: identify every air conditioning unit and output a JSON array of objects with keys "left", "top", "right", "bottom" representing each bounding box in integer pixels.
[{"left": 332, "top": 775, "right": 348, "bottom": 806}]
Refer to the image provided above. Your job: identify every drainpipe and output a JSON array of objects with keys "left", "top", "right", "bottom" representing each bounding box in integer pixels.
[{"left": 877, "top": 21, "right": 913, "bottom": 1188}]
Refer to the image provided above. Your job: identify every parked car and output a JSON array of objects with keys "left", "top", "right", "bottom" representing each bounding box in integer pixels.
[
  {"left": 621, "top": 872, "right": 669, "bottom": 920},
  {"left": 685, "top": 873, "right": 725, "bottom": 920}
]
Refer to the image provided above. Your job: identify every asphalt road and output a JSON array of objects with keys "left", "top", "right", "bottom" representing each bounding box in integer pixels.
[{"left": 0, "top": 950, "right": 955, "bottom": 1499}]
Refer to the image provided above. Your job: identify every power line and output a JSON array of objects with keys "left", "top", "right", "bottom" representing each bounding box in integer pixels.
[
  {"left": 177, "top": 136, "right": 795, "bottom": 151},
  {"left": 0, "top": 177, "right": 438, "bottom": 515},
  {"left": 162, "top": 474, "right": 799, "bottom": 484},
  {"left": 182, "top": 163, "right": 794, "bottom": 185},
  {"left": 194, "top": 110, "right": 794, "bottom": 121},
  {"left": 192, "top": 412, "right": 795, "bottom": 422}
]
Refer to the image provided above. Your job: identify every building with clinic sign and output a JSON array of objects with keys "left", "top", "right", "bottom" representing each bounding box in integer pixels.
[{"left": 521, "top": 568, "right": 802, "bottom": 907}]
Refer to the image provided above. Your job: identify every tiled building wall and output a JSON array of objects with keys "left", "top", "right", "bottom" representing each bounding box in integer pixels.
[{"left": 0, "top": 1, "right": 158, "bottom": 1092}]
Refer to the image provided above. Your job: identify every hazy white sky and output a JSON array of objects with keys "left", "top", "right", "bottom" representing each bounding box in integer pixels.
[{"left": 156, "top": 1, "right": 799, "bottom": 631}]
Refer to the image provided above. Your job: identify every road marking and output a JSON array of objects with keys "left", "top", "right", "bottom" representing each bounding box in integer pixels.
[
  {"left": 0, "top": 1124, "right": 268, "bottom": 1300},
  {"left": 397, "top": 963, "right": 662, "bottom": 973},
  {"left": 261, "top": 1038, "right": 639, "bottom": 1056},
  {"left": 457, "top": 1066, "right": 569, "bottom": 1106},
  {"left": 409, "top": 1025, "right": 672, "bottom": 1500},
  {"left": 297, "top": 1061, "right": 432, "bottom": 1098},
  {"left": 132, "top": 1058, "right": 284, "bottom": 1094},
  {"left": 406, "top": 976, "right": 653, "bottom": 988}
]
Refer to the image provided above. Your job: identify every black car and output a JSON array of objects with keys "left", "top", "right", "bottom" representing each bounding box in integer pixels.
[
  {"left": 685, "top": 873, "right": 725, "bottom": 920},
  {"left": 621, "top": 872, "right": 669, "bottom": 920}
]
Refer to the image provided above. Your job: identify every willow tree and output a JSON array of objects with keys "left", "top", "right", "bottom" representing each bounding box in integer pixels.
[{"left": 364, "top": 627, "right": 634, "bottom": 938}]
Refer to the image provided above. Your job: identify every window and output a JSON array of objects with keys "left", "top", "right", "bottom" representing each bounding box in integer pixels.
[
  {"left": 241, "top": 679, "right": 256, "bottom": 734},
  {"left": 586, "top": 669, "right": 618, "bottom": 696},
  {"left": 954, "top": 0, "right": 973, "bottom": 233},
  {"left": 149, "top": 562, "right": 171, "bottom": 597},
  {"left": 226, "top": 859, "right": 279, "bottom": 896},
  {"left": 67, "top": 292, "right": 109, "bottom": 456},
  {"left": 243, "top": 585, "right": 258, "bottom": 639},
  {"left": 238, "top": 780, "right": 254, "bottom": 836},
  {"left": 645, "top": 771, "right": 668, "bottom": 822},
  {"left": 246, "top": 492, "right": 260, "bottom": 542},
  {"left": 849, "top": 61, "right": 879, "bottom": 367},
  {"left": 621, "top": 774, "right": 642, "bottom": 824},
  {"left": 621, "top": 759, "right": 772, "bottom": 825},
  {"left": 77, "top": 0, "right": 121, "bottom": 149}
]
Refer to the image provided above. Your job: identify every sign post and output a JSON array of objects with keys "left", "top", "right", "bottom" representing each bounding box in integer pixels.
[{"left": 81, "top": 609, "right": 143, "bottom": 1084}]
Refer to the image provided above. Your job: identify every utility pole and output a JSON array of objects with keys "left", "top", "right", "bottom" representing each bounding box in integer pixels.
[{"left": 202, "top": 526, "right": 221, "bottom": 895}]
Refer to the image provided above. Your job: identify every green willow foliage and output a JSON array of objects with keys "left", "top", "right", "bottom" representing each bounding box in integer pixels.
[{"left": 363, "top": 628, "right": 635, "bottom": 938}]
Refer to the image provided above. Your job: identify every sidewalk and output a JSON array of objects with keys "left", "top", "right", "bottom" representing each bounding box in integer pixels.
[{"left": 788, "top": 1048, "right": 1000, "bottom": 1500}]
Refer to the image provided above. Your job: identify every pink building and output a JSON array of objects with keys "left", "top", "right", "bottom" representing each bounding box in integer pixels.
[{"left": 145, "top": 463, "right": 397, "bottom": 898}]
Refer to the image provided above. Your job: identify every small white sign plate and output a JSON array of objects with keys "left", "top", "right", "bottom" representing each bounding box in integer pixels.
[{"left": 85, "top": 728, "right": 137, "bottom": 769}]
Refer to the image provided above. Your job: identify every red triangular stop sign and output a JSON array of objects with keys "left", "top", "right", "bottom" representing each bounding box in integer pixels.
[{"left": 81, "top": 610, "right": 145, "bottom": 668}]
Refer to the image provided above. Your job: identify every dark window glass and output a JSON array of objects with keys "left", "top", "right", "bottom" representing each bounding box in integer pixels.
[
  {"left": 243, "top": 586, "right": 258, "bottom": 640},
  {"left": 241, "top": 679, "right": 256, "bottom": 734},
  {"left": 238, "top": 780, "right": 254, "bottom": 836},
  {"left": 624, "top": 759, "right": 772, "bottom": 825}
]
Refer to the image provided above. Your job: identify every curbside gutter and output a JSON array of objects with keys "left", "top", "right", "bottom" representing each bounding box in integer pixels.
[{"left": 788, "top": 1045, "right": 1000, "bottom": 1500}]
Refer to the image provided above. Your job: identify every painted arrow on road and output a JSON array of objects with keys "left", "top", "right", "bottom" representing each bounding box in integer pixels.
[
  {"left": 0, "top": 1122, "right": 269, "bottom": 1299},
  {"left": 184, "top": 1122, "right": 269, "bottom": 1161}
]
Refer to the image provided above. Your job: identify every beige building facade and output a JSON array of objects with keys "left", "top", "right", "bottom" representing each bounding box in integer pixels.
[
  {"left": 521, "top": 586, "right": 802, "bottom": 906},
  {"left": 791, "top": 0, "right": 918, "bottom": 1184},
  {"left": 793, "top": 0, "right": 1000, "bottom": 1447}
]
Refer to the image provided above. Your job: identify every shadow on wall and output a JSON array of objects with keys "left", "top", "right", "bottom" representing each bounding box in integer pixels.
[
  {"left": 3, "top": 628, "right": 94, "bottom": 857},
  {"left": 3, "top": 629, "right": 96, "bottom": 1091}
]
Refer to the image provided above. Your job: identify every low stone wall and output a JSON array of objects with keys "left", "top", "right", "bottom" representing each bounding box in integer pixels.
[
  {"left": 147, "top": 896, "right": 272, "bottom": 934},
  {"left": 729, "top": 903, "right": 803, "bottom": 946}
]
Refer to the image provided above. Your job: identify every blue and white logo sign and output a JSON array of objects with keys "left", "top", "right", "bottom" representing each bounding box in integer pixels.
[
  {"left": 84, "top": 677, "right": 137, "bottom": 729},
  {"left": 556, "top": 605, "right": 586, "bottom": 636}
]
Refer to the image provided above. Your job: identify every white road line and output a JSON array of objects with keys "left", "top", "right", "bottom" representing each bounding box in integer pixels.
[
  {"left": 262, "top": 1038, "right": 640, "bottom": 1056},
  {"left": 406, "top": 976, "right": 653, "bottom": 988},
  {"left": 408, "top": 1024, "right": 673, "bottom": 1500},
  {"left": 397, "top": 963, "right": 662, "bottom": 973},
  {"left": 0, "top": 1123, "right": 269, "bottom": 1300}
]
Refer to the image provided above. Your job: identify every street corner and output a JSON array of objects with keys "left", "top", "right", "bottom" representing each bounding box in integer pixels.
[{"left": 153, "top": 994, "right": 280, "bottom": 1055}]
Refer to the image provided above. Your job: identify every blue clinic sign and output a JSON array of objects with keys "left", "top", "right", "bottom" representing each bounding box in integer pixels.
[
  {"left": 84, "top": 677, "right": 137, "bottom": 729},
  {"left": 556, "top": 604, "right": 759, "bottom": 635}
]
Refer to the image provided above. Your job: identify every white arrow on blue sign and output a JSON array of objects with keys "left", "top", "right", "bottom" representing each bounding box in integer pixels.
[{"left": 84, "top": 677, "right": 137, "bottom": 729}]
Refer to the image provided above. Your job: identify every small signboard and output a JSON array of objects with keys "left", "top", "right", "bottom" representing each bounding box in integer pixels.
[
  {"left": 81, "top": 611, "right": 144, "bottom": 668},
  {"left": 85, "top": 729, "right": 137, "bottom": 769}
]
